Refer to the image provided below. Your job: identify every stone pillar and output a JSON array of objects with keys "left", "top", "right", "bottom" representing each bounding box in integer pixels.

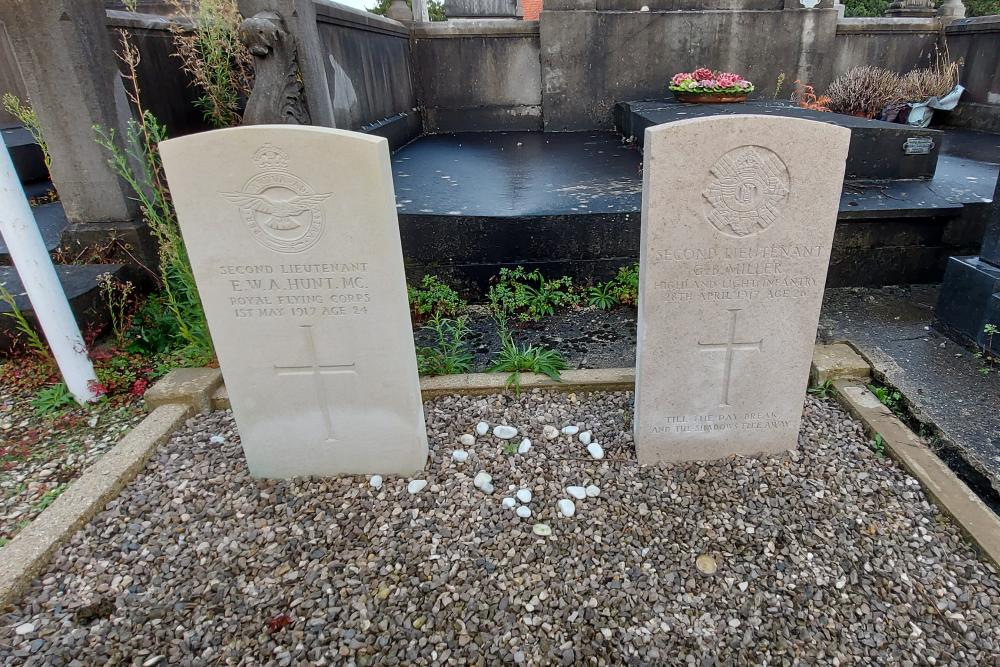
[
  {"left": 0, "top": 0, "right": 140, "bottom": 227},
  {"left": 885, "top": 0, "right": 936, "bottom": 17},
  {"left": 412, "top": 0, "right": 431, "bottom": 22},
  {"left": 386, "top": 0, "right": 415, "bottom": 21},
  {"left": 237, "top": 0, "right": 336, "bottom": 128},
  {"left": 938, "top": 0, "right": 966, "bottom": 22}
]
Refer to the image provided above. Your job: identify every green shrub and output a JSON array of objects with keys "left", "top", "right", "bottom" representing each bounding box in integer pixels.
[
  {"left": 488, "top": 267, "right": 578, "bottom": 323},
  {"left": 408, "top": 275, "right": 467, "bottom": 319}
]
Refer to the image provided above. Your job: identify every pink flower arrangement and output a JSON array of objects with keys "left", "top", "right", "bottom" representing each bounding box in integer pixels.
[{"left": 669, "top": 68, "right": 754, "bottom": 95}]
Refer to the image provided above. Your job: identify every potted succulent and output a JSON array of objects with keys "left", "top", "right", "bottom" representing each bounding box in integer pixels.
[{"left": 669, "top": 68, "right": 754, "bottom": 104}]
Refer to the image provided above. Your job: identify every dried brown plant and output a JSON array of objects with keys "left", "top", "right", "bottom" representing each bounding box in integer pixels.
[
  {"left": 826, "top": 66, "right": 905, "bottom": 118},
  {"left": 899, "top": 49, "right": 961, "bottom": 101}
]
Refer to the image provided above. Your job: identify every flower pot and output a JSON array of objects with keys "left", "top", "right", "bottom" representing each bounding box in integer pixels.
[{"left": 672, "top": 91, "right": 749, "bottom": 104}]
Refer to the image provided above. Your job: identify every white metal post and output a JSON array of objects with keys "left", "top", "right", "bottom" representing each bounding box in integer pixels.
[{"left": 0, "top": 141, "right": 99, "bottom": 403}]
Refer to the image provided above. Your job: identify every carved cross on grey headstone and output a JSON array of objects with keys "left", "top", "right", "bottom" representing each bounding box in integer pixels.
[
  {"left": 273, "top": 325, "right": 356, "bottom": 442},
  {"left": 697, "top": 309, "right": 763, "bottom": 407}
]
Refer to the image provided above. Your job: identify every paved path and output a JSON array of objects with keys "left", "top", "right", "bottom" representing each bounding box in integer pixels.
[{"left": 819, "top": 285, "right": 1000, "bottom": 496}]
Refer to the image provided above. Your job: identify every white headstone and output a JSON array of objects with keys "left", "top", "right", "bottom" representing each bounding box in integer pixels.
[
  {"left": 160, "top": 126, "right": 427, "bottom": 478},
  {"left": 634, "top": 115, "right": 850, "bottom": 463}
]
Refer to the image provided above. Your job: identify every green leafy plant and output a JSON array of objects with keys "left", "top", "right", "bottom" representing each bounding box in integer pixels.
[
  {"left": 32, "top": 382, "right": 77, "bottom": 417},
  {"left": 868, "top": 383, "right": 903, "bottom": 416},
  {"left": 95, "top": 33, "right": 213, "bottom": 362},
  {"left": 35, "top": 484, "right": 68, "bottom": 512},
  {"left": 587, "top": 282, "right": 617, "bottom": 310},
  {"left": 2, "top": 93, "right": 51, "bottom": 171},
  {"left": 488, "top": 267, "right": 578, "bottom": 323},
  {"left": 415, "top": 314, "right": 474, "bottom": 376},
  {"left": 870, "top": 433, "right": 886, "bottom": 458},
  {"left": 807, "top": 379, "right": 836, "bottom": 400},
  {"left": 586, "top": 263, "right": 639, "bottom": 310},
  {"left": 0, "top": 284, "right": 51, "bottom": 360},
  {"left": 488, "top": 331, "right": 569, "bottom": 392},
  {"left": 168, "top": 0, "right": 253, "bottom": 128},
  {"left": 408, "top": 275, "right": 467, "bottom": 320}
]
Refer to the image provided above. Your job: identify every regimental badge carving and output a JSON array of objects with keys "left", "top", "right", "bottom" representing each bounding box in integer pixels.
[
  {"left": 703, "top": 146, "right": 790, "bottom": 238},
  {"left": 222, "top": 144, "right": 332, "bottom": 254}
]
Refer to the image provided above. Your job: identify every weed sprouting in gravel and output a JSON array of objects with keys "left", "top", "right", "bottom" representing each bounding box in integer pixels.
[
  {"left": 32, "top": 382, "right": 78, "bottom": 417},
  {"left": 807, "top": 379, "right": 836, "bottom": 400}
]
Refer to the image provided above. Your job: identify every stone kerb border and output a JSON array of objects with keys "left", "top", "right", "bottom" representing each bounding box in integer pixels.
[{"left": 4, "top": 344, "right": 997, "bottom": 608}]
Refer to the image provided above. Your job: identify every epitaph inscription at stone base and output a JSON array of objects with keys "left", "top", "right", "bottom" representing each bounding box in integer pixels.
[
  {"left": 634, "top": 116, "right": 850, "bottom": 463},
  {"left": 160, "top": 126, "right": 427, "bottom": 478}
]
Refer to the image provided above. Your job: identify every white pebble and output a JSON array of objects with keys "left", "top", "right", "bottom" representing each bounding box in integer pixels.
[
  {"left": 473, "top": 471, "right": 492, "bottom": 489},
  {"left": 493, "top": 425, "right": 518, "bottom": 440},
  {"left": 542, "top": 425, "right": 560, "bottom": 440},
  {"left": 209, "top": 435, "right": 225, "bottom": 445},
  {"left": 557, "top": 498, "right": 576, "bottom": 517},
  {"left": 561, "top": 425, "right": 580, "bottom": 436},
  {"left": 459, "top": 434, "right": 476, "bottom": 447},
  {"left": 585, "top": 484, "right": 601, "bottom": 497},
  {"left": 451, "top": 449, "right": 469, "bottom": 462},
  {"left": 516, "top": 505, "right": 532, "bottom": 518},
  {"left": 369, "top": 475, "right": 383, "bottom": 490},
  {"left": 518, "top": 438, "right": 532, "bottom": 454},
  {"left": 481, "top": 482, "right": 495, "bottom": 494},
  {"left": 516, "top": 488, "right": 532, "bottom": 503},
  {"left": 407, "top": 479, "right": 427, "bottom": 494},
  {"left": 14, "top": 623, "right": 34, "bottom": 636},
  {"left": 578, "top": 431, "right": 592, "bottom": 445},
  {"left": 475, "top": 421, "right": 489, "bottom": 436},
  {"left": 532, "top": 523, "right": 552, "bottom": 536},
  {"left": 566, "top": 486, "right": 587, "bottom": 500},
  {"left": 501, "top": 497, "right": 517, "bottom": 509},
  {"left": 587, "top": 442, "right": 605, "bottom": 460}
]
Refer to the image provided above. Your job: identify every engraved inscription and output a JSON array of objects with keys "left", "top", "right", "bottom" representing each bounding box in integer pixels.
[
  {"left": 703, "top": 146, "right": 789, "bottom": 238},
  {"left": 222, "top": 144, "right": 332, "bottom": 254},
  {"left": 274, "top": 325, "right": 356, "bottom": 442},
  {"left": 698, "top": 308, "right": 763, "bottom": 406}
]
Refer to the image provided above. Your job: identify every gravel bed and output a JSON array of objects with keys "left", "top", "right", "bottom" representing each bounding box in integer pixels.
[
  {"left": 0, "top": 366, "right": 146, "bottom": 548},
  {"left": 2, "top": 391, "right": 999, "bottom": 665}
]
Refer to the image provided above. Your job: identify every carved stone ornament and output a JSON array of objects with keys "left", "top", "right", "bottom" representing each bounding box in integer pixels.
[{"left": 239, "top": 10, "right": 311, "bottom": 125}]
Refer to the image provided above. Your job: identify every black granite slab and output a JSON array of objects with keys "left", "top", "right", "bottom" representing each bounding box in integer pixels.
[
  {"left": 615, "top": 100, "right": 942, "bottom": 181},
  {"left": 0, "top": 202, "right": 68, "bottom": 263}
]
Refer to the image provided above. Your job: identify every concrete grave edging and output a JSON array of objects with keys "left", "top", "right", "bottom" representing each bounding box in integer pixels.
[
  {"left": 831, "top": 378, "right": 1000, "bottom": 567},
  {"left": 4, "top": 343, "right": 995, "bottom": 609},
  {"left": 0, "top": 403, "right": 193, "bottom": 609}
]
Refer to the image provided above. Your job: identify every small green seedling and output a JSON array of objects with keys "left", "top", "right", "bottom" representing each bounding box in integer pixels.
[
  {"left": 807, "top": 379, "right": 836, "bottom": 400},
  {"left": 870, "top": 434, "right": 886, "bottom": 458},
  {"left": 32, "top": 383, "right": 77, "bottom": 417}
]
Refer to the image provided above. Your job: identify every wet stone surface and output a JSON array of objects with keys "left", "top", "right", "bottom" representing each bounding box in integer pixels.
[{"left": 2, "top": 392, "right": 1000, "bottom": 665}]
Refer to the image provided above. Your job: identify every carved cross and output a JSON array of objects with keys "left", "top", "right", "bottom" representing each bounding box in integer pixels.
[
  {"left": 274, "top": 325, "right": 355, "bottom": 442},
  {"left": 698, "top": 309, "right": 763, "bottom": 407}
]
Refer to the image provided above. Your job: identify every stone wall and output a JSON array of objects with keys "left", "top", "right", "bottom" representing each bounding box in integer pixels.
[
  {"left": 539, "top": 4, "right": 840, "bottom": 130},
  {"left": 410, "top": 20, "right": 542, "bottom": 133},
  {"left": 314, "top": 1, "right": 420, "bottom": 147},
  {"left": 945, "top": 16, "right": 1000, "bottom": 133},
  {"left": 106, "top": 11, "right": 209, "bottom": 138},
  {"left": 832, "top": 18, "right": 940, "bottom": 76}
]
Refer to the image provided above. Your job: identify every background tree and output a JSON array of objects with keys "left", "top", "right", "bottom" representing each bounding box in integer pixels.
[{"left": 368, "top": 0, "right": 447, "bottom": 20}]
